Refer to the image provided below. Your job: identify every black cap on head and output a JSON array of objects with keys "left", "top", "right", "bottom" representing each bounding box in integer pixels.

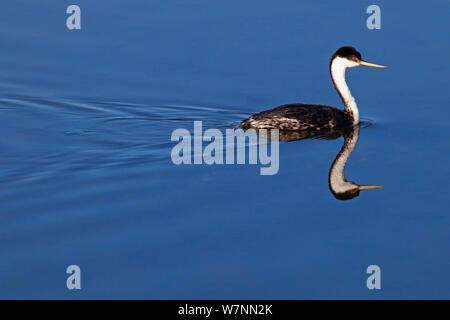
[
  {"left": 332, "top": 188, "right": 360, "bottom": 201},
  {"left": 333, "top": 46, "right": 362, "bottom": 61}
]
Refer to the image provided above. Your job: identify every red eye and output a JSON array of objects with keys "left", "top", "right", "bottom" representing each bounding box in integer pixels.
[{"left": 352, "top": 57, "right": 357, "bottom": 61}]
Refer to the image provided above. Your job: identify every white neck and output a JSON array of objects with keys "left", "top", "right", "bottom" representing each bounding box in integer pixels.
[
  {"left": 330, "top": 57, "right": 359, "bottom": 125},
  {"left": 329, "top": 126, "right": 359, "bottom": 194}
]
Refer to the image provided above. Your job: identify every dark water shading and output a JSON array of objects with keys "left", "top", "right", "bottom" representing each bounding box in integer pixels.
[{"left": 0, "top": 1, "right": 449, "bottom": 299}]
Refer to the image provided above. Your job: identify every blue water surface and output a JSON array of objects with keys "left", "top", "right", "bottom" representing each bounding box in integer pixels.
[{"left": 0, "top": 0, "right": 449, "bottom": 299}]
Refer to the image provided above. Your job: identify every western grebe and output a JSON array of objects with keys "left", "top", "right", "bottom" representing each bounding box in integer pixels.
[{"left": 241, "top": 46, "right": 386, "bottom": 131}]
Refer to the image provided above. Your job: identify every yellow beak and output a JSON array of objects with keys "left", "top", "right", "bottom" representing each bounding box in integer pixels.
[
  {"left": 359, "top": 60, "right": 387, "bottom": 68},
  {"left": 358, "top": 185, "right": 384, "bottom": 190}
]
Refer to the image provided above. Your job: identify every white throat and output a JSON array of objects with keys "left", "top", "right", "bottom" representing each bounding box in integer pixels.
[
  {"left": 330, "top": 57, "right": 359, "bottom": 125},
  {"left": 329, "top": 126, "right": 360, "bottom": 194}
]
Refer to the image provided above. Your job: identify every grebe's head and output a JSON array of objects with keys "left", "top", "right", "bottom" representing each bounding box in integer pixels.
[
  {"left": 331, "top": 46, "right": 387, "bottom": 69},
  {"left": 331, "top": 182, "right": 384, "bottom": 201}
]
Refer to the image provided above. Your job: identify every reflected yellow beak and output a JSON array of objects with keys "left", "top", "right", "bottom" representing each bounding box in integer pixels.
[
  {"left": 358, "top": 185, "right": 384, "bottom": 190},
  {"left": 359, "top": 60, "right": 387, "bottom": 68}
]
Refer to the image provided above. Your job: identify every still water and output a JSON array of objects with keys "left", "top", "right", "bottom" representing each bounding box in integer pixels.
[{"left": 0, "top": 1, "right": 449, "bottom": 298}]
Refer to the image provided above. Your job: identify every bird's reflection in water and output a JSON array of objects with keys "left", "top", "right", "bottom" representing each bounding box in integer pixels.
[
  {"left": 326, "top": 125, "right": 383, "bottom": 200},
  {"left": 261, "top": 124, "right": 383, "bottom": 200}
]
